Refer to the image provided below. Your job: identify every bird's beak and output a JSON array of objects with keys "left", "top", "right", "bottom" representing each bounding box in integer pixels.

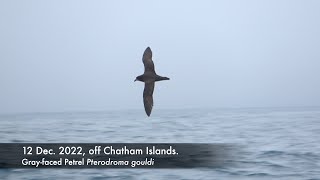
[{"left": 134, "top": 79, "right": 137, "bottom": 82}]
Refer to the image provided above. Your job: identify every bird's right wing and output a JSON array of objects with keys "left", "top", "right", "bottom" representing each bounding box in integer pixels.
[
  {"left": 143, "top": 82, "right": 155, "bottom": 116},
  {"left": 142, "top": 47, "right": 155, "bottom": 73}
]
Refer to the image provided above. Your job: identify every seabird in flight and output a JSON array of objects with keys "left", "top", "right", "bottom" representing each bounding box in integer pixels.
[{"left": 135, "top": 47, "right": 170, "bottom": 116}]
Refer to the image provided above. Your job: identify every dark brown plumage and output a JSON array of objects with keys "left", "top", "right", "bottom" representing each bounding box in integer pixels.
[{"left": 135, "top": 47, "right": 170, "bottom": 116}]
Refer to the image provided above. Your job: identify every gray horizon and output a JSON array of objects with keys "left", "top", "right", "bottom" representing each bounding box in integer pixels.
[{"left": 1, "top": 0, "right": 320, "bottom": 114}]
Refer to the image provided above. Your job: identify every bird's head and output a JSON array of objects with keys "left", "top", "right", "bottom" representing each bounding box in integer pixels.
[{"left": 134, "top": 75, "right": 143, "bottom": 82}]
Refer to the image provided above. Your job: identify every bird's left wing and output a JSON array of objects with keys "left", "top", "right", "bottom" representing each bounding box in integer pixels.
[{"left": 143, "top": 82, "right": 155, "bottom": 116}]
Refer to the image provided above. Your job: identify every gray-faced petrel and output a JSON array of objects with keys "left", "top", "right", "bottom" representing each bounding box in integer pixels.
[{"left": 135, "top": 47, "right": 170, "bottom": 116}]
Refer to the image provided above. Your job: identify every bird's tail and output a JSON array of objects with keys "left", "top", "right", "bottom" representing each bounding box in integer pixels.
[{"left": 158, "top": 76, "right": 170, "bottom": 81}]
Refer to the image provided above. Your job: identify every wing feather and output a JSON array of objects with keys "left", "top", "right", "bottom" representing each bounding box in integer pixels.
[
  {"left": 143, "top": 82, "right": 155, "bottom": 116},
  {"left": 142, "top": 47, "right": 155, "bottom": 73}
]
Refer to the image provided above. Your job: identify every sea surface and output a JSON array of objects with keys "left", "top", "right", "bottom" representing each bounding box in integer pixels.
[{"left": 0, "top": 107, "right": 319, "bottom": 180}]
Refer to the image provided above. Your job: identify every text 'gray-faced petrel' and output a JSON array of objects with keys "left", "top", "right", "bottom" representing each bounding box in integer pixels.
[{"left": 135, "top": 47, "right": 170, "bottom": 116}]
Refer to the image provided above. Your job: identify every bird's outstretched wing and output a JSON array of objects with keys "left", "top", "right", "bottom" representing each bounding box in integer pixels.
[
  {"left": 142, "top": 47, "right": 155, "bottom": 73},
  {"left": 143, "top": 82, "right": 155, "bottom": 116}
]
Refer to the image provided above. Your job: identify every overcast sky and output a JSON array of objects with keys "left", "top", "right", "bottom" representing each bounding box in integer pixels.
[{"left": 1, "top": 0, "right": 320, "bottom": 113}]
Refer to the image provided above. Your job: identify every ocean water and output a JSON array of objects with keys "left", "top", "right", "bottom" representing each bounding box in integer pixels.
[{"left": 0, "top": 107, "right": 319, "bottom": 180}]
